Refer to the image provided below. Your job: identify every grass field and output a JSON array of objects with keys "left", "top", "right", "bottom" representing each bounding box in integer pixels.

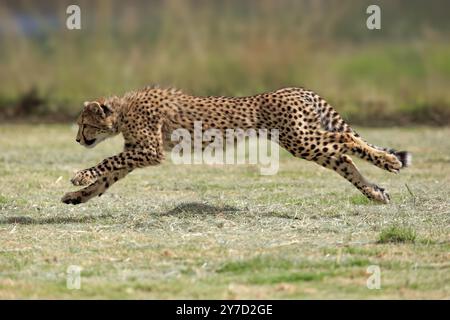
[{"left": 0, "top": 124, "right": 449, "bottom": 299}]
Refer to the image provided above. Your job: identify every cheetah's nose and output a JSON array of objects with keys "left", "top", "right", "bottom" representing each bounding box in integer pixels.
[{"left": 76, "top": 138, "right": 81, "bottom": 143}]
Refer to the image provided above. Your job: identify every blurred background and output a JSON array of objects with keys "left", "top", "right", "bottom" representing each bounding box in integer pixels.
[{"left": 0, "top": 0, "right": 449, "bottom": 125}]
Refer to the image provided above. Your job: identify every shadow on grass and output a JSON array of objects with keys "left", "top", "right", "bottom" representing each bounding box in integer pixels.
[
  {"left": 0, "top": 214, "right": 113, "bottom": 225},
  {"left": 163, "top": 202, "right": 239, "bottom": 216}
]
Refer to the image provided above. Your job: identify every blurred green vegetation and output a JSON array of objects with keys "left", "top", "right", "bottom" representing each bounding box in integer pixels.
[{"left": 0, "top": 0, "right": 449, "bottom": 124}]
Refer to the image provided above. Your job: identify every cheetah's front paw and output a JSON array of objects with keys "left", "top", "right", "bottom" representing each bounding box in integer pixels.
[
  {"left": 71, "top": 169, "right": 97, "bottom": 186},
  {"left": 61, "top": 191, "right": 85, "bottom": 205},
  {"left": 368, "top": 185, "right": 390, "bottom": 204}
]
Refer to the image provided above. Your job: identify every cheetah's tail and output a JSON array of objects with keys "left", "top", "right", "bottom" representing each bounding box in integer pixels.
[{"left": 393, "top": 151, "right": 412, "bottom": 168}]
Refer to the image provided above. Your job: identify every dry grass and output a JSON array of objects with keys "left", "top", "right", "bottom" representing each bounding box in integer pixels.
[{"left": 0, "top": 124, "right": 449, "bottom": 299}]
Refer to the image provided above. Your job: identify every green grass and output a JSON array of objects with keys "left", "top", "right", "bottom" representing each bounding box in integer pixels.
[
  {"left": 378, "top": 226, "right": 417, "bottom": 244},
  {"left": 0, "top": 124, "right": 449, "bottom": 299}
]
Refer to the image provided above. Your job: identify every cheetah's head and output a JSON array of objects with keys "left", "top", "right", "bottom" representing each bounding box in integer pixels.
[{"left": 75, "top": 101, "right": 118, "bottom": 148}]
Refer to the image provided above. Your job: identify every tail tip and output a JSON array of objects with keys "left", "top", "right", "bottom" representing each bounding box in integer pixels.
[{"left": 395, "top": 151, "right": 412, "bottom": 168}]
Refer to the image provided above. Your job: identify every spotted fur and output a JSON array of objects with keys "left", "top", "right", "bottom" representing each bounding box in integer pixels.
[{"left": 61, "top": 86, "right": 411, "bottom": 205}]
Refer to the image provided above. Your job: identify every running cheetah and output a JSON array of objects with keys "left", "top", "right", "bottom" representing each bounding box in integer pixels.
[{"left": 62, "top": 86, "right": 411, "bottom": 205}]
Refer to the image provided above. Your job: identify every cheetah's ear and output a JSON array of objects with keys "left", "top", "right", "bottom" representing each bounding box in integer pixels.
[
  {"left": 99, "top": 103, "right": 113, "bottom": 117},
  {"left": 84, "top": 101, "right": 112, "bottom": 118}
]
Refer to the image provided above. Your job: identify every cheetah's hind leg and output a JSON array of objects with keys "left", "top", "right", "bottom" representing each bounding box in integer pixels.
[
  {"left": 321, "top": 131, "right": 412, "bottom": 174},
  {"left": 383, "top": 149, "right": 412, "bottom": 169},
  {"left": 316, "top": 106, "right": 412, "bottom": 171},
  {"left": 344, "top": 129, "right": 412, "bottom": 171}
]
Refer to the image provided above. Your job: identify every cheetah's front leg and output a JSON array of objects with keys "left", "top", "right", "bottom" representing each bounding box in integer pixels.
[
  {"left": 69, "top": 149, "right": 138, "bottom": 186},
  {"left": 62, "top": 169, "right": 129, "bottom": 204},
  {"left": 71, "top": 168, "right": 99, "bottom": 186},
  {"left": 62, "top": 147, "right": 163, "bottom": 204},
  {"left": 315, "top": 154, "right": 390, "bottom": 204}
]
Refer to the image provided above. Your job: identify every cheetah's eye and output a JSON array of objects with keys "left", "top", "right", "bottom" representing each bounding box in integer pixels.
[
  {"left": 83, "top": 124, "right": 103, "bottom": 130},
  {"left": 100, "top": 104, "right": 113, "bottom": 116}
]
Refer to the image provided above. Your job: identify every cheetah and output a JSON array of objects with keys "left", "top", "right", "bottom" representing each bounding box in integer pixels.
[{"left": 61, "top": 86, "right": 411, "bottom": 205}]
